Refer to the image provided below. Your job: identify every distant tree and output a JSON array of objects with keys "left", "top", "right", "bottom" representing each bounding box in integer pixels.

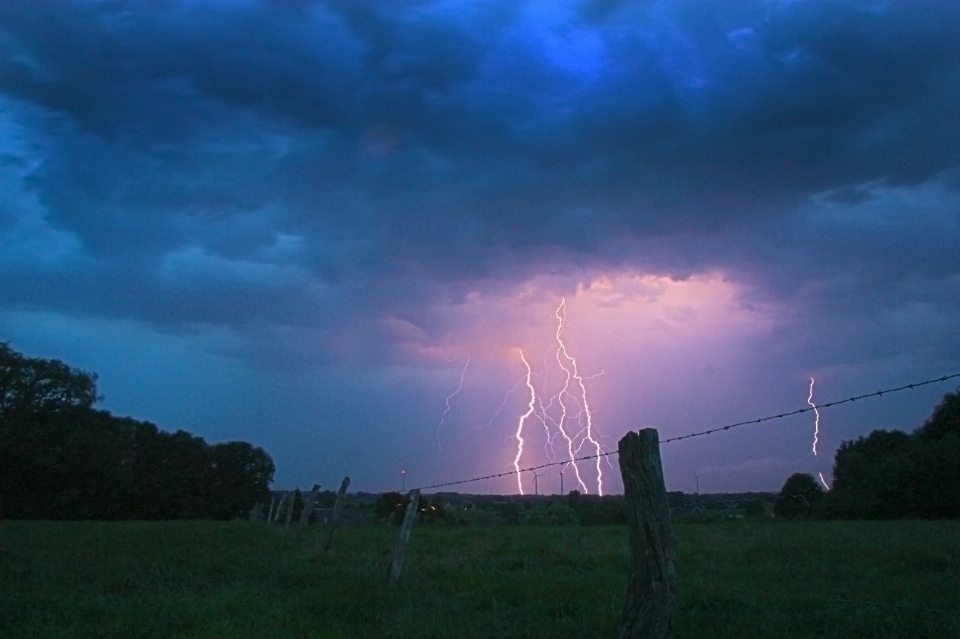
[
  {"left": 0, "top": 343, "right": 276, "bottom": 521},
  {"left": 915, "top": 390, "right": 960, "bottom": 443},
  {"left": 375, "top": 491, "right": 404, "bottom": 521},
  {"left": 825, "top": 390, "right": 960, "bottom": 520},
  {"left": 775, "top": 473, "right": 824, "bottom": 520},
  {"left": 0, "top": 342, "right": 99, "bottom": 419},
  {"left": 547, "top": 500, "right": 579, "bottom": 525},
  {"left": 208, "top": 441, "right": 275, "bottom": 519},
  {"left": 667, "top": 491, "right": 690, "bottom": 507}
]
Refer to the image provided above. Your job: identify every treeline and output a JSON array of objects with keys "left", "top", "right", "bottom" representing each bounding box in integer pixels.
[
  {"left": 373, "top": 490, "right": 628, "bottom": 526},
  {"left": 777, "top": 389, "right": 960, "bottom": 520},
  {"left": 0, "top": 343, "right": 274, "bottom": 520}
]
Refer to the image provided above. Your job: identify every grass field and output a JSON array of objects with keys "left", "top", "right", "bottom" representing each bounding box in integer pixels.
[{"left": 2, "top": 519, "right": 959, "bottom": 638}]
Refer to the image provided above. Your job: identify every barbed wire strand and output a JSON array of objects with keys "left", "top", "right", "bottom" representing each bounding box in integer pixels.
[{"left": 411, "top": 372, "right": 960, "bottom": 492}]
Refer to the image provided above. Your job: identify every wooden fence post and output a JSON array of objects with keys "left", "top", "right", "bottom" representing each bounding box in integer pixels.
[
  {"left": 618, "top": 429, "right": 677, "bottom": 639},
  {"left": 296, "top": 484, "right": 321, "bottom": 538},
  {"left": 266, "top": 496, "right": 277, "bottom": 522},
  {"left": 323, "top": 476, "right": 351, "bottom": 551},
  {"left": 272, "top": 493, "right": 287, "bottom": 523},
  {"left": 248, "top": 502, "right": 263, "bottom": 523},
  {"left": 386, "top": 489, "right": 420, "bottom": 584},
  {"left": 285, "top": 489, "right": 296, "bottom": 528}
]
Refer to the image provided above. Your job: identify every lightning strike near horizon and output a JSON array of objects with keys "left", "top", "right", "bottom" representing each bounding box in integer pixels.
[
  {"left": 433, "top": 300, "right": 608, "bottom": 496},
  {"left": 808, "top": 377, "right": 830, "bottom": 490},
  {"left": 514, "top": 351, "right": 536, "bottom": 495},
  {"left": 808, "top": 377, "right": 820, "bottom": 456},
  {"left": 554, "top": 299, "right": 606, "bottom": 495},
  {"left": 436, "top": 358, "right": 470, "bottom": 452}
]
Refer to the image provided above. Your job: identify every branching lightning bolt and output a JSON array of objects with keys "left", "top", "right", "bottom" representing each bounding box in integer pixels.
[
  {"left": 514, "top": 351, "right": 536, "bottom": 495},
  {"left": 808, "top": 377, "right": 830, "bottom": 490},
  {"left": 554, "top": 299, "right": 606, "bottom": 495},
  {"left": 435, "top": 300, "right": 608, "bottom": 496},
  {"left": 436, "top": 358, "right": 470, "bottom": 452},
  {"left": 553, "top": 302, "right": 589, "bottom": 494}
]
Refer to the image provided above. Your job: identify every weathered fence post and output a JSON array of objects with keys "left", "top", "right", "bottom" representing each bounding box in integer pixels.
[
  {"left": 296, "top": 484, "right": 321, "bottom": 538},
  {"left": 284, "top": 489, "right": 296, "bottom": 528},
  {"left": 272, "top": 493, "right": 287, "bottom": 523},
  {"left": 323, "top": 476, "right": 351, "bottom": 551},
  {"left": 248, "top": 502, "right": 264, "bottom": 523},
  {"left": 618, "top": 429, "right": 677, "bottom": 639},
  {"left": 266, "top": 496, "right": 277, "bottom": 522},
  {"left": 386, "top": 489, "right": 420, "bottom": 584}
]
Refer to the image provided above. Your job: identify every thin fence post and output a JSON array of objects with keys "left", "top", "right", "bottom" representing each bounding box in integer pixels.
[
  {"left": 618, "top": 429, "right": 677, "bottom": 639},
  {"left": 248, "top": 502, "right": 263, "bottom": 523},
  {"left": 323, "top": 476, "right": 351, "bottom": 551},
  {"left": 266, "top": 496, "right": 277, "bottom": 522},
  {"left": 387, "top": 489, "right": 420, "bottom": 584},
  {"left": 272, "top": 493, "right": 287, "bottom": 523},
  {"left": 296, "top": 484, "right": 321, "bottom": 538},
  {"left": 284, "top": 489, "right": 296, "bottom": 529}
]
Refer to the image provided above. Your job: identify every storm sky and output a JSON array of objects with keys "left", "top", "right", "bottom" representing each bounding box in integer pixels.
[{"left": 2, "top": 0, "right": 959, "bottom": 494}]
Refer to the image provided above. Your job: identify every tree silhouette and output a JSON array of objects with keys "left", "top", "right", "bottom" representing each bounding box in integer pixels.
[
  {"left": 775, "top": 473, "right": 824, "bottom": 520},
  {"left": 0, "top": 342, "right": 275, "bottom": 520}
]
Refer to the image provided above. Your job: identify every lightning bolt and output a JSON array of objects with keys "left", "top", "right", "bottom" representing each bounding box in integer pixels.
[
  {"left": 808, "top": 377, "right": 820, "bottom": 456},
  {"left": 808, "top": 377, "right": 830, "bottom": 490},
  {"left": 475, "top": 376, "right": 524, "bottom": 430},
  {"left": 514, "top": 351, "right": 536, "bottom": 495},
  {"left": 553, "top": 301, "right": 589, "bottom": 494},
  {"left": 437, "top": 358, "right": 470, "bottom": 452},
  {"left": 554, "top": 299, "right": 606, "bottom": 495}
]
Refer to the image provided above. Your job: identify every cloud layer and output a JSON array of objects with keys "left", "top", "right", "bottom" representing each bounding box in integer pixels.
[{"left": 1, "top": 0, "right": 958, "bottom": 491}]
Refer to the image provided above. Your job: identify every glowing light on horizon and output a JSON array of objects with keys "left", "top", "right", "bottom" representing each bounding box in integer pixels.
[
  {"left": 437, "top": 358, "right": 470, "bottom": 452},
  {"left": 514, "top": 351, "right": 536, "bottom": 495}
]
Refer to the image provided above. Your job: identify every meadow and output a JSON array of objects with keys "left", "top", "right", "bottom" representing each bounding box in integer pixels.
[{"left": 1, "top": 519, "right": 958, "bottom": 638}]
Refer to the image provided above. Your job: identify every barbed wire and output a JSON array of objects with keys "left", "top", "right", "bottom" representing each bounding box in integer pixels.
[
  {"left": 661, "top": 372, "right": 960, "bottom": 443},
  {"left": 411, "top": 372, "right": 960, "bottom": 492}
]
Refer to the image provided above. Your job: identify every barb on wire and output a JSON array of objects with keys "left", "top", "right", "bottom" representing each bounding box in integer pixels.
[
  {"left": 410, "top": 372, "right": 960, "bottom": 493},
  {"left": 660, "top": 372, "right": 960, "bottom": 443}
]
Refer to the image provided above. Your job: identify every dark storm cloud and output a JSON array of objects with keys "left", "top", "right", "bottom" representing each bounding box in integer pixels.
[{"left": 1, "top": 0, "right": 959, "bottom": 366}]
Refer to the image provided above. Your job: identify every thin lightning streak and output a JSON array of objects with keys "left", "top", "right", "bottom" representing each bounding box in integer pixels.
[
  {"left": 808, "top": 377, "right": 830, "bottom": 490},
  {"left": 514, "top": 351, "right": 536, "bottom": 495},
  {"left": 808, "top": 377, "right": 820, "bottom": 456},
  {"left": 436, "top": 358, "right": 470, "bottom": 452},
  {"left": 475, "top": 377, "right": 524, "bottom": 430},
  {"left": 555, "top": 299, "right": 606, "bottom": 495}
]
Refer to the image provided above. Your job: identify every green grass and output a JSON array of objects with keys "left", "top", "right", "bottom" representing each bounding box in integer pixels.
[{"left": 1, "top": 520, "right": 958, "bottom": 638}]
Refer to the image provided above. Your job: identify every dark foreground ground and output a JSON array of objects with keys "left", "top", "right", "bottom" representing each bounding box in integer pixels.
[{"left": 1, "top": 519, "right": 958, "bottom": 638}]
